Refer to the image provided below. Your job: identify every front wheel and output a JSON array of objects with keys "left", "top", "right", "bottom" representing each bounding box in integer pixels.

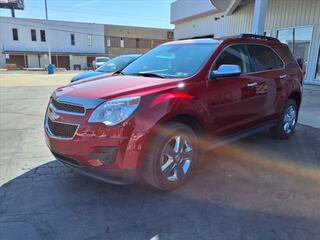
[
  {"left": 142, "top": 122, "right": 198, "bottom": 191},
  {"left": 270, "top": 99, "right": 298, "bottom": 139}
]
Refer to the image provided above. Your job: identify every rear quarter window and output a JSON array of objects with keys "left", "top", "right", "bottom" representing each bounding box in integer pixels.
[
  {"left": 279, "top": 44, "right": 297, "bottom": 64},
  {"left": 248, "top": 44, "right": 284, "bottom": 72}
]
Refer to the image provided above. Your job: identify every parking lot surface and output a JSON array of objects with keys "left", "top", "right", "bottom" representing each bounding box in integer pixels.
[{"left": 0, "top": 71, "right": 320, "bottom": 240}]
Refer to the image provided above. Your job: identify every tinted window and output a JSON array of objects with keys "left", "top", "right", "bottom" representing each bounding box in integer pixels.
[
  {"left": 40, "top": 30, "right": 46, "bottom": 42},
  {"left": 122, "top": 43, "right": 218, "bottom": 78},
  {"left": 248, "top": 45, "right": 283, "bottom": 71},
  {"left": 71, "top": 34, "right": 75, "bottom": 45},
  {"left": 213, "top": 45, "right": 251, "bottom": 73},
  {"left": 31, "top": 29, "right": 36, "bottom": 41},
  {"left": 280, "top": 44, "right": 296, "bottom": 63},
  {"left": 12, "top": 28, "right": 18, "bottom": 41}
]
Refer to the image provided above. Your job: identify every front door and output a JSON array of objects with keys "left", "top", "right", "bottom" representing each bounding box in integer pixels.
[{"left": 206, "top": 44, "right": 262, "bottom": 137}]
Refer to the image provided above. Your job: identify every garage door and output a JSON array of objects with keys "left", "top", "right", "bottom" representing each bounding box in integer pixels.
[
  {"left": 51, "top": 55, "right": 70, "bottom": 70},
  {"left": 6, "top": 55, "right": 26, "bottom": 68},
  {"left": 58, "top": 56, "right": 70, "bottom": 70}
]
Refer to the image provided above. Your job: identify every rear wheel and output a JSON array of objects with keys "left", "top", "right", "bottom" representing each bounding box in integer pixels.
[
  {"left": 142, "top": 122, "right": 198, "bottom": 191},
  {"left": 270, "top": 99, "right": 298, "bottom": 139}
]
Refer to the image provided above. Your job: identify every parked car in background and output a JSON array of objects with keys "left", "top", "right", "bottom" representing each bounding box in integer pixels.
[
  {"left": 92, "top": 56, "right": 110, "bottom": 69},
  {"left": 45, "top": 34, "right": 302, "bottom": 191},
  {"left": 71, "top": 54, "right": 141, "bottom": 82}
]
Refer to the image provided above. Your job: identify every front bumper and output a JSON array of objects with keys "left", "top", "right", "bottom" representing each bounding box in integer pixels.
[
  {"left": 53, "top": 151, "right": 136, "bottom": 184},
  {"left": 44, "top": 94, "right": 159, "bottom": 184}
]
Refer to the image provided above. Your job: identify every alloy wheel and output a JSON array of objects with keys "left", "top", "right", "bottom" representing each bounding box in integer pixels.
[
  {"left": 160, "top": 135, "right": 194, "bottom": 182},
  {"left": 283, "top": 105, "right": 297, "bottom": 134}
]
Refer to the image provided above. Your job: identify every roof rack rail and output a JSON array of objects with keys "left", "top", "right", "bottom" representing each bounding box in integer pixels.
[{"left": 239, "top": 34, "right": 280, "bottom": 42}]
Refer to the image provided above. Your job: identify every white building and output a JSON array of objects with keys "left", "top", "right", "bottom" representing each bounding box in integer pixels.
[
  {"left": 171, "top": 0, "right": 320, "bottom": 85},
  {"left": 0, "top": 17, "right": 106, "bottom": 70}
]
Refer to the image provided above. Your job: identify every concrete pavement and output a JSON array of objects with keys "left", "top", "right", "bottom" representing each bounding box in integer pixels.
[{"left": 0, "top": 71, "right": 319, "bottom": 239}]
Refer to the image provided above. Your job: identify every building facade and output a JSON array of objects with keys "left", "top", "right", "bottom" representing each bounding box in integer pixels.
[
  {"left": 171, "top": 0, "right": 320, "bottom": 85},
  {"left": 104, "top": 25, "right": 174, "bottom": 57},
  {"left": 0, "top": 17, "right": 106, "bottom": 70},
  {"left": 0, "top": 17, "right": 174, "bottom": 70}
]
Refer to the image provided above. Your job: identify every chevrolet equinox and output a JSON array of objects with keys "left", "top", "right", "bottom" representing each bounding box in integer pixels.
[{"left": 45, "top": 34, "right": 303, "bottom": 190}]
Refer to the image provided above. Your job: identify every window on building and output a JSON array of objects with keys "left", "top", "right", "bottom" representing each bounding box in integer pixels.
[
  {"left": 167, "top": 31, "right": 174, "bottom": 40},
  {"left": 31, "top": 29, "right": 37, "bottom": 41},
  {"left": 277, "top": 26, "right": 313, "bottom": 71},
  {"left": 71, "top": 34, "right": 75, "bottom": 45},
  {"left": 136, "top": 38, "right": 140, "bottom": 48},
  {"left": 120, "top": 37, "right": 124, "bottom": 48},
  {"left": 316, "top": 47, "right": 320, "bottom": 80},
  {"left": 277, "top": 28, "right": 294, "bottom": 51},
  {"left": 106, "top": 37, "right": 111, "bottom": 47},
  {"left": 264, "top": 30, "right": 272, "bottom": 37},
  {"left": 12, "top": 28, "right": 18, "bottom": 41},
  {"left": 213, "top": 45, "right": 251, "bottom": 73},
  {"left": 88, "top": 34, "right": 93, "bottom": 46},
  {"left": 247, "top": 45, "right": 284, "bottom": 71},
  {"left": 40, "top": 30, "right": 46, "bottom": 42},
  {"left": 294, "top": 26, "right": 313, "bottom": 72}
]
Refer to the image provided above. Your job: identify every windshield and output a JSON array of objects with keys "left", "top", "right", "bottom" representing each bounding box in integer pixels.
[
  {"left": 122, "top": 43, "right": 218, "bottom": 78},
  {"left": 96, "top": 58, "right": 109, "bottom": 62},
  {"left": 96, "top": 55, "right": 139, "bottom": 73}
]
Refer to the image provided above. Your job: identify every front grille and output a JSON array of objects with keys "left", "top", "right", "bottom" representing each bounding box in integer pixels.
[
  {"left": 47, "top": 118, "right": 78, "bottom": 139},
  {"left": 51, "top": 98, "right": 85, "bottom": 114},
  {"left": 52, "top": 151, "right": 80, "bottom": 166}
]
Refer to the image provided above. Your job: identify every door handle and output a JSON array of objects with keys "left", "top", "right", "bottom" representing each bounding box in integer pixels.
[
  {"left": 247, "top": 82, "right": 257, "bottom": 88},
  {"left": 279, "top": 74, "right": 287, "bottom": 80}
]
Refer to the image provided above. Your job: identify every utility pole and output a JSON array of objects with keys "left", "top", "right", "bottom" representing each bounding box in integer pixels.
[
  {"left": 45, "top": 0, "right": 52, "bottom": 64},
  {"left": 252, "top": 0, "right": 268, "bottom": 35},
  {"left": 11, "top": 8, "right": 15, "bottom": 17}
]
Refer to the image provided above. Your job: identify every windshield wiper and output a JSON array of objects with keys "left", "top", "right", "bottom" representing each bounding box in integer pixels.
[{"left": 134, "top": 72, "right": 165, "bottom": 78}]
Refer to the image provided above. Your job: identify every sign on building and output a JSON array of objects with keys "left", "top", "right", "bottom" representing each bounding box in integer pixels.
[{"left": 0, "top": 0, "right": 24, "bottom": 10}]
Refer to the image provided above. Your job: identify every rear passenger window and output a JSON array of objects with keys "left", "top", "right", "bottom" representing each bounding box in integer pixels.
[
  {"left": 248, "top": 45, "right": 284, "bottom": 72},
  {"left": 213, "top": 45, "right": 251, "bottom": 73}
]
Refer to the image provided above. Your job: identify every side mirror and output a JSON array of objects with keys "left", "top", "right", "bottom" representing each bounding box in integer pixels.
[{"left": 210, "top": 64, "right": 241, "bottom": 79}]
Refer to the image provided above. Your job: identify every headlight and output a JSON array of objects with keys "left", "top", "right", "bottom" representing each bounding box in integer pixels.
[{"left": 88, "top": 96, "right": 140, "bottom": 126}]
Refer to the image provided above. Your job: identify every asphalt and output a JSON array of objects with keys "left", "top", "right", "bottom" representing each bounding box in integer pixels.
[{"left": 0, "top": 72, "right": 320, "bottom": 240}]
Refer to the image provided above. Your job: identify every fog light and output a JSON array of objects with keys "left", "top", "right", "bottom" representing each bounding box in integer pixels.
[
  {"left": 87, "top": 147, "right": 118, "bottom": 165},
  {"left": 88, "top": 159, "right": 104, "bottom": 167}
]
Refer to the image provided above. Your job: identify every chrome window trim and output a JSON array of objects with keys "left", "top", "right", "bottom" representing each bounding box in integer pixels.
[{"left": 208, "top": 42, "right": 286, "bottom": 80}]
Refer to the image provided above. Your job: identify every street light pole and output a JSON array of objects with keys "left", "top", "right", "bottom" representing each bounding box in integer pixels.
[{"left": 45, "top": 0, "right": 52, "bottom": 65}]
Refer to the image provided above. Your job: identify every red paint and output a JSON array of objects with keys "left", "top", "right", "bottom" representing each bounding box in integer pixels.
[{"left": 45, "top": 37, "right": 303, "bottom": 180}]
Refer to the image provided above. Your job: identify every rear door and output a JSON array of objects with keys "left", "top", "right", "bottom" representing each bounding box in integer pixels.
[{"left": 246, "top": 44, "right": 286, "bottom": 120}]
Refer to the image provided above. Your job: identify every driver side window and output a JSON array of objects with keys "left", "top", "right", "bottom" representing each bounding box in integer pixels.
[{"left": 213, "top": 44, "right": 251, "bottom": 73}]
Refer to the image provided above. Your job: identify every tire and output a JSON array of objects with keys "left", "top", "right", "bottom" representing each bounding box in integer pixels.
[
  {"left": 141, "top": 122, "right": 199, "bottom": 191},
  {"left": 270, "top": 99, "right": 298, "bottom": 139}
]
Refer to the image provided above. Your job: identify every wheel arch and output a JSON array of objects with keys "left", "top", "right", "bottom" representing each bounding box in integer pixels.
[{"left": 288, "top": 91, "right": 302, "bottom": 109}]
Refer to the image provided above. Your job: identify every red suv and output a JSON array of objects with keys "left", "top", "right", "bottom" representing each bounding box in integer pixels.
[{"left": 45, "top": 34, "right": 303, "bottom": 190}]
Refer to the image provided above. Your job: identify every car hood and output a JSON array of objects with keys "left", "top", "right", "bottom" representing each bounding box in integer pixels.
[
  {"left": 56, "top": 75, "right": 184, "bottom": 100},
  {"left": 71, "top": 71, "right": 110, "bottom": 82}
]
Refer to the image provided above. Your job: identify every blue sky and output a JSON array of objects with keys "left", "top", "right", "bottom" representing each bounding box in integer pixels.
[{"left": 0, "top": 0, "right": 175, "bottom": 29}]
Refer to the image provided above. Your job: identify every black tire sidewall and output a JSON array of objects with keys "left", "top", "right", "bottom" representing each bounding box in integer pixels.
[
  {"left": 142, "top": 122, "right": 198, "bottom": 191},
  {"left": 273, "top": 99, "right": 298, "bottom": 139}
]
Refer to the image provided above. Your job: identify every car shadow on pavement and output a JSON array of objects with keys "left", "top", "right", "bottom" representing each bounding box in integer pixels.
[{"left": 1, "top": 124, "right": 320, "bottom": 240}]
